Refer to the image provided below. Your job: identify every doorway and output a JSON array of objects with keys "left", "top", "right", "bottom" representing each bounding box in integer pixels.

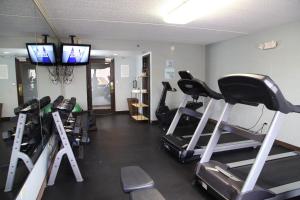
[
  {"left": 142, "top": 53, "right": 151, "bottom": 122},
  {"left": 15, "top": 58, "right": 38, "bottom": 105},
  {"left": 87, "top": 58, "right": 115, "bottom": 113}
]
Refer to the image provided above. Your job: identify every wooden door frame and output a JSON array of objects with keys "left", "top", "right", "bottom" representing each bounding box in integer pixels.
[
  {"left": 142, "top": 53, "right": 151, "bottom": 123},
  {"left": 86, "top": 58, "right": 116, "bottom": 113}
]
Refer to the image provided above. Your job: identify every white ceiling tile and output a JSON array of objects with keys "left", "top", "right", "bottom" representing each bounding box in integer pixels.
[
  {"left": 0, "top": 0, "right": 54, "bottom": 38},
  {"left": 1, "top": 0, "right": 300, "bottom": 44},
  {"left": 0, "top": 0, "right": 40, "bottom": 17},
  {"left": 0, "top": 15, "right": 52, "bottom": 37},
  {"left": 43, "top": 0, "right": 300, "bottom": 44},
  {"left": 50, "top": 19, "right": 241, "bottom": 44}
]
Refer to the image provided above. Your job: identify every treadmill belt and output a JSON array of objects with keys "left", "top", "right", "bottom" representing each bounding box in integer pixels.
[
  {"left": 173, "top": 126, "right": 197, "bottom": 137},
  {"left": 230, "top": 156, "right": 300, "bottom": 189},
  {"left": 166, "top": 132, "right": 254, "bottom": 150},
  {"left": 163, "top": 135, "right": 192, "bottom": 148},
  {"left": 196, "top": 133, "right": 250, "bottom": 148},
  {"left": 173, "top": 121, "right": 215, "bottom": 137}
]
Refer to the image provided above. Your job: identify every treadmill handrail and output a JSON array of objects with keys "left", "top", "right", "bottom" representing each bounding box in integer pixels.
[
  {"left": 178, "top": 79, "right": 223, "bottom": 100},
  {"left": 218, "top": 73, "right": 300, "bottom": 114}
]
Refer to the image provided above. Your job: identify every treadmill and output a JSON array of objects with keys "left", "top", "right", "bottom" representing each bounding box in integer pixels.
[
  {"left": 155, "top": 81, "right": 202, "bottom": 131},
  {"left": 196, "top": 73, "right": 300, "bottom": 200},
  {"left": 162, "top": 72, "right": 261, "bottom": 162}
]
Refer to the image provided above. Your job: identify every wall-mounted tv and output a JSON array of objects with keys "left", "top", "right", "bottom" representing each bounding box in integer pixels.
[
  {"left": 61, "top": 44, "right": 91, "bottom": 65},
  {"left": 26, "top": 43, "right": 57, "bottom": 65}
]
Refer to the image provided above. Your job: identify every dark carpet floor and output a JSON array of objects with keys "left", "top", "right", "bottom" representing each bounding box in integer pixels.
[
  {"left": 0, "top": 114, "right": 296, "bottom": 200},
  {"left": 42, "top": 114, "right": 290, "bottom": 200}
]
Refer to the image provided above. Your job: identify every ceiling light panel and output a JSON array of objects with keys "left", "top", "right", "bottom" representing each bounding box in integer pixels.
[{"left": 162, "top": 0, "right": 236, "bottom": 24}]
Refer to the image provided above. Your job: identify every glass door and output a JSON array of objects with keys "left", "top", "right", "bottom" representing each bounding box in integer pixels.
[
  {"left": 15, "top": 59, "right": 38, "bottom": 105},
  {"left": 87, "top": 59, "right": 115, "bottom": 113}
]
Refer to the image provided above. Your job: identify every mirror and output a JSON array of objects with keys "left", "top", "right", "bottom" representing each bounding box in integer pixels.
[{"left": 0, "top": 0, "right": 59, "bottom": 198}]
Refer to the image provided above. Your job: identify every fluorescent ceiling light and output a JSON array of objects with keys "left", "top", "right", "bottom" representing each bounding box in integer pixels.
[
  {"left": 3, "top": 51, "right": 10, "bottom": 54},
  {"left": 113, "top": 53, "right": 118, "bottom": 56},
  {"left": 162, "top": 0, "right": 235, "bottom": 24}
]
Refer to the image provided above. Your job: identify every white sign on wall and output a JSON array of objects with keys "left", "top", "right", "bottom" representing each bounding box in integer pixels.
[
  {"left": 165, "top": 59, "right": 175, "bottom": 80},
  {"left": 165, "top": 67, "right": 175, "bottom": 80},
  {"left": 0, "top": 64, "right": 8, "bottom": 79},
  {"left": 121, "top": 65, "right": 130, "bottom": 78},
  {"left": 166, "top": 59, "right": 174, "bottom": 68}
]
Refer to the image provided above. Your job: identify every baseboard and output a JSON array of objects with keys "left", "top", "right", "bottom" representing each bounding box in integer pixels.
[
  {"left": 151, "top": 120, "right": 159, "bottom": 125},
  {"left": 115, "top": 111, "right": 129, "bottom": 114},
  {"left": 275, "top": 140, "right": 300, "bottom": 151},
  {"left": 0, "top": 117, "right": 10, "bottom": 122},
  {"left": 80, "top": 110, "right": 90, "bottom": 114}
]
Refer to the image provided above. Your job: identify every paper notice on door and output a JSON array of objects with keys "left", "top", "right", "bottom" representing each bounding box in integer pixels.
[
  {"left": 121, "top": 65, "right": 129, "bottom": 78},
  {"left": 0, "top": 64, "right": 8, "bottom": 79}
]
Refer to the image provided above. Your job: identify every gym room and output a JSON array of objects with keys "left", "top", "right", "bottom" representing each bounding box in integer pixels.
[{"left": 0, "top": 0, "right": 300, "bottom": 200}]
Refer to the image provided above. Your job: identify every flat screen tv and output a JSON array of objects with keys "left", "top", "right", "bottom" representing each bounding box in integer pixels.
[
  {"left": 61, "top": 44, "right": 91, "bottom": 65},
  {"left": 26, "top": 43, "right": 57, "bottom": 65}
]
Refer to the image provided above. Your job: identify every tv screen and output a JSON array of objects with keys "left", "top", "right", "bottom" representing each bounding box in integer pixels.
[
  {"left": 61, "top": 44, "right": 91, "bottom": 65},
  {"left": 26, "top": 43, "right": 57, "bottom": 65}
]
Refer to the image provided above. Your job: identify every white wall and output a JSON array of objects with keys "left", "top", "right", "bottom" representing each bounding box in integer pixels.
[
  {"left": 205, "top": 21, "right": 300, "bottom": 147},
  {"left": 1, "top": 36, "right": 206, "bottom": 119},
  {"left": 0, "top": 56, "right": 67, "bottom": 117},
  {"left": 0, "top": 56, "right": 18, "bottom": 117},
  {"left": 114, "top": 56, "right": 138, "bottom": 111},
  {"left": 37, "top": 65, "right": 88, "bottom": 110},
  {"left": 64, "top": 66, "right": 88, "bottom": 110},
  {"left": 79, "top": 38, "right": 206, "bottom": 120},
  {"left": 0, "top": 35, "right": 63, "bottom": 117},
  {"left": 0, "top": 36, "right": 39, "bottom": 117},
  {"left": 36, "top": 66, "right": 61, "bottom": 102},
  {"left": 36, "top": 65, "right": 87, "bottom": 111},
  {"left": 0, "top": 60, "right": 88, "bottom": 117},
  {"left": 148, "top": 44, "right": 206, "bottom": 120}
]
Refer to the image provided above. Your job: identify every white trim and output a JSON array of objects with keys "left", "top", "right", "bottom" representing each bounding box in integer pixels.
[{"left": 16, "top": 134, "right": 58, "bottom": 200}]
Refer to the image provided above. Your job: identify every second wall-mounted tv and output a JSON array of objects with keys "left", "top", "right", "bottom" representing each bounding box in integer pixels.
[
  {"left": 61, "top": 44, "right": 91, "bottom": 65},
  {"left": 26, "top": 43, "right": 57, "bottom": 65}
]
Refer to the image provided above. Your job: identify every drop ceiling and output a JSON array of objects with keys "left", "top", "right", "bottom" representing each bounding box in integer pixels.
[
  {"left": 1, "top": 0, "right": 300, "bottom": 44},
  {"left": 0, "top": 0, "right": 52, "bottom": 37}
]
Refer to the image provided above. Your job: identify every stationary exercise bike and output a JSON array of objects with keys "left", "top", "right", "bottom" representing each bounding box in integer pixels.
[{"left": 155, "top": 71, "right": 203, "bottom": 131}]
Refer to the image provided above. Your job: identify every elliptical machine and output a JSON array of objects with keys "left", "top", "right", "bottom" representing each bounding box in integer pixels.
[
  {"left": 155, "top": 71, "right": 203, "bottom": 130},
  {"left": 155, "top": 81, "right": 177, "bottom": 129}
]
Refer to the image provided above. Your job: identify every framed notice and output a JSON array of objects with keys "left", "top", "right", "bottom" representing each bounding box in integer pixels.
[
  {"left": 165, "top": 67, "right": 175, "bottom": 80},
  {"left": 121, "top": 65, "right": 129, "bottom": 78},
  {"left": 0, "top": 64, "right": 8, "bottom": 79}
]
